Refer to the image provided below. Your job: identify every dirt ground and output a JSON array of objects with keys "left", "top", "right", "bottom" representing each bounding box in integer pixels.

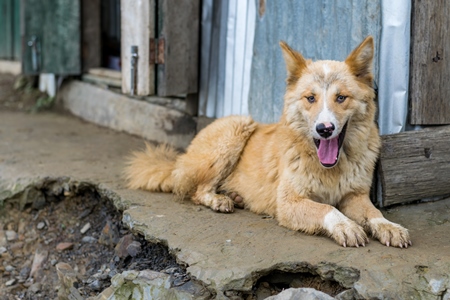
[
  {"left": 0, "top": 74, "right": 48, "bottom": 112},
  {"left": 0, "top": 187, "right": 189, "bottom": 299}
]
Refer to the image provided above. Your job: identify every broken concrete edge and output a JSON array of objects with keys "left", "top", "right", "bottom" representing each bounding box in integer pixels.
[
  {"left": 0, "top": 176, "right": 130, "bottom": 212},
  {"left": 121, "top": 212, "right": 364, "bottom": 299},
  {"left": 57, "top": 80, "right": 197, "bottom": 150},
  {"left": 0, "top": 175, "right": 365, "bottom": 299},
  {"left": 0, "top": 176, "right": 217, "bottom": 298},
  {"left": 0, "top": 60, "right": 21, "bottom": 76},
  {"left": 217, "top": 261, "right": 360, "bottom": 296}
]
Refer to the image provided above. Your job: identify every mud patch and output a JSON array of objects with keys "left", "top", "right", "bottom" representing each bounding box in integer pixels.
[
  {"left": 0, "top": 182, "right": 203, "bottom": 299},
  {"left": 0, "top": 74, "right": 50, "bottom": 112}
]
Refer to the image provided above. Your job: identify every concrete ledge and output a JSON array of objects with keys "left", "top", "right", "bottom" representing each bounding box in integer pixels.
[
  {"left": 59, "top": 80, "right": 196, "bottom": 149},
  {"left": 0, "top": 60, "right": 21, "bottom": 75}
]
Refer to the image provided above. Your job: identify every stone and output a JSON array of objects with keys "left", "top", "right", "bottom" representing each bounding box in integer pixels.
[
  {"left": 18, "top": 219, "right": 27, "bottom": 235},
  {"left": 114, "top": 234, "right": 134, "bottom": 258},
  {"left": 30, "top": 245, "right": 48, "bottom": 279},
  {"left": 443, "top": 291, "right": 450, "bottom": 300},
  {"left": 80, "top": 222, "right": 91, "bottom": 234},
  {"left": 5, "top": 278, "right": 16, "bottom": 286},
  {"left": 37, "top": 222, "right": 46, "bottom": 230},
  {"left": 98, "top": 220, "right": 119, "bottom": 247},
  {"left": 103, "top": 269, "right": 212, "bottom": 300},
  {"left": 19, "top": 265, "right": 31, "bottom": 279},
  {"left": 10, "top": 241, "right": 24, "bottom": 251},
  {"left": 0, "top": 230, "right": 7, "bottom": 247},
  {"left": 126, "top": 241, "right": 142, "bottom": 257},
  {"left": 56, "top": 242, "right": 74, "bottom": 251},
  {"left": 5, "top": 230, "right": 18, "bottom": 241},
  {"left": 56, "top": 262, "right": 79, "bottom": 299},
  {"left": 92, "top": 286, "right": 115, "bottom": 300},
  {"left": 88, "top": 279, "right": 102, "bottom": 291},
  {"left": 266, "top": 288, "right": 334, "bottom": 300},
  {"left": 335, "top": 289, "right": 356, "bottom": 300},
  {"left": 5, "top": 265, "right": 15, "bottom": 272},
  {"left": 28, "top": 282, "right": 42, "bottom": 294},
  {"left": 254, "top": 281, "right": 272, "bottom": 299},
  {"left": 0, "top": 246, "right": 7, "bottom": 254},
  {"left": 81, "top": 236, "right": 97, "bottom": 243}
]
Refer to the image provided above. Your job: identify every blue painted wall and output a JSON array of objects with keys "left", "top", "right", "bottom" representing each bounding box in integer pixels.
[{"left": 249, "top": 0, "right": 382, "bottom": 123}]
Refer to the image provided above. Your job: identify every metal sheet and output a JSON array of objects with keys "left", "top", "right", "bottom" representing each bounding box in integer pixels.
[
  {"left": 377, "top": 0, "right": 411, "bottom": 135},
  {"left": 249, "top": 0, "right": 382, "bottom": 123},
  {"left": 199, "top": 0, "right": 255, "bottom": 118}
]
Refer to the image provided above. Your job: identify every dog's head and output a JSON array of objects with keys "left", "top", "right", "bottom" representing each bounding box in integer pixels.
[{"left": 280, "top": 36, "right": 376, "bottom": 168}]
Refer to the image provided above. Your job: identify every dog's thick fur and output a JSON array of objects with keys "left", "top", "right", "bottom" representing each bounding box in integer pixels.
[{"left": 125, "top": 36, "right": 411, "bottom": 248}]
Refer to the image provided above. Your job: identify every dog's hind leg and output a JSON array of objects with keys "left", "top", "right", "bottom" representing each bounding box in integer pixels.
[
  {"left": 192, "top": 183, "right": 236, "bottom": 213},
  {"left": 172, "top": 116, "right": 257, "bottom": 212}
]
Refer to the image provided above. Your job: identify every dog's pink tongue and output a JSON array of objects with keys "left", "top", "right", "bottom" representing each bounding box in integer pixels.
[{"left": 317, "top": 137, "right": 339, "bottom": 165}]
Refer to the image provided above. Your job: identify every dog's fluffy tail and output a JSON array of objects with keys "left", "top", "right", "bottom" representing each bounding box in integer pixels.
[{"left": 124, "top": 143, "right": 179, "bottom": 192}]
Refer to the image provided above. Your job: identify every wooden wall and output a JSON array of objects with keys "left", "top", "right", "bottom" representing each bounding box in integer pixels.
[{"left": 409, "top": 0, "right": 450, "bottom": 125}]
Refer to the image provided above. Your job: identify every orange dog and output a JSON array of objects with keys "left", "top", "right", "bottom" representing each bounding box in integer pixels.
[{"left": 125, "top": 36, "right": 411, "bottom": 248}]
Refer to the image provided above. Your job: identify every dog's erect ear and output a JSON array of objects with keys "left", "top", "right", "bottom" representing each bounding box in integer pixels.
[
  {"left": 280, "top": 41, "right": 307, "bottom": 85},
  {"left": 345, "top": 36, "right": 374, "bottom": 85}
]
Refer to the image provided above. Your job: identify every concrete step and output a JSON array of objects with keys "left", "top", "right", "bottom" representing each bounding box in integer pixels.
[{"left": 58, "top": 80, "right": 196, "bottom": 149}]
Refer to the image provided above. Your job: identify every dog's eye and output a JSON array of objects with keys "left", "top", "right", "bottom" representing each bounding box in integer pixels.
[
  {"left": 306, "top": 96, "right": 315, "bottom": 103},
  {"left": 336, "top": 95, "right": 347, "bottom": 103}
]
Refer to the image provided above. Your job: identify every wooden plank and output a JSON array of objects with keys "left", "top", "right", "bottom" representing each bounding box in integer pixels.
[
  {"left": 120, "top": 0, "right": 155, "bottom": 96},
  {"left": 22, "top": 0, "right": 81, "bottom": 75},
  {"left": 81, "top": 0, "right": 101, "bottom": 72},
  {"left": 379, "top": 126, "right": 450, "bottom": 206},
  {"left": 82, "top": 74, "right": 121, "bottom": 88},
  {"left": 88, "top": 68, "right": 121, "bottom": 80},
  {"left": 156, "top": 0, "right": 199, "bottom": 97},
  {"left": 409, "top": 0, "right": 450, "bottom": 125}
]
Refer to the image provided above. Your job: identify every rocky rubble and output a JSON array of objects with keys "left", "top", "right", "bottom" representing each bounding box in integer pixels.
[{"left": 0, "top": 188, "right": 210, "bottom": 299}]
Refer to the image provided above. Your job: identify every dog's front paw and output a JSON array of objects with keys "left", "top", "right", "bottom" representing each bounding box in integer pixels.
[
  {"left": 330, "top": 222, "right": 368, "bottom": 247},
  {"left": 369, "top": 218, "right": 411, "bottom": 248},
  {"left": 324, "top": 210, "right": 368, "bottom": 247}
]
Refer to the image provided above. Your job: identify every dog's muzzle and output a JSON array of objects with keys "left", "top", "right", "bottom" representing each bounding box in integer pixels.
[{"left": 314, "top": 122, "right": 348, "bottom": 168}]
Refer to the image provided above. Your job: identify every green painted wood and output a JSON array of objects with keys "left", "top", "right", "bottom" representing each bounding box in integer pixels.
[
  {"left": 0, "top": 0, "right": 13, "bottom": 59},
  {"left": 12, "top": 0, "right": 20, "bottom": 60},
  {"left": 23, "top": 0, "right": 81, "bottom": 75}
]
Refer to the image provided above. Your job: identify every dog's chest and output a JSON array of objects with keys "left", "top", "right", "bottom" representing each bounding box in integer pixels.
[{"left": 295, "top": 159, "right": 369, "bottom": 206}]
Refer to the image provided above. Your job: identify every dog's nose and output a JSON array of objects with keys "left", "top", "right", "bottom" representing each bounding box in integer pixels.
[{"left": 316, "top": 122, "right": 335, "bottom": 138}]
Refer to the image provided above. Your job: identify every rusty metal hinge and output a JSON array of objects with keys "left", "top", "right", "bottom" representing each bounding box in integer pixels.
[{"left": 150, "top": 38, "right": 165, "bottom": 64}]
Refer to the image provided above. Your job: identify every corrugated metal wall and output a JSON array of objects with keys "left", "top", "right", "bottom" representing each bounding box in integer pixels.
[
  {"left": 249, "top": 0, "right": 382, "bottom": 123},
  {"left": 199, "top": 0, "right": 255, "bottom": 118}
]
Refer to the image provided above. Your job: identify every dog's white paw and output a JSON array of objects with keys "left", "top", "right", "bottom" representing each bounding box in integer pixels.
[
  {"left": 211, "top": 194, "right": 235, "bottom": 213},
  {"left": 324, "top": 210, "right": 368, "bottom": 247},
  {"left": 330, "top": 222, "right": 368, "bottom": 247},
  {"left": 369, "top": 218, "right": 411, "bottom": 248}
]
